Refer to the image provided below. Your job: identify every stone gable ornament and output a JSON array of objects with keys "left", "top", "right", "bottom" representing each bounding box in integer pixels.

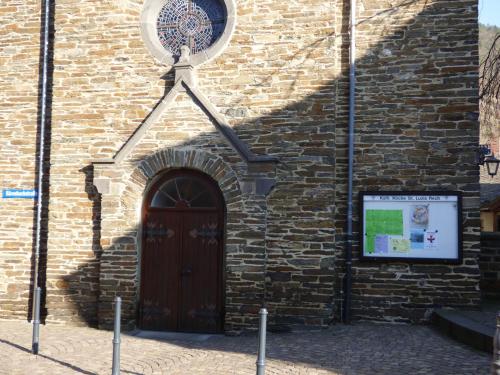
[
  {"left": 178, "top": 45, "right": 191, "bottom": 64},
  {"left": 141, "top": 0, "right": 236, "bottom": 67},
  {"left": 173, "top": 45, "right": 194, "bottom": 85}
]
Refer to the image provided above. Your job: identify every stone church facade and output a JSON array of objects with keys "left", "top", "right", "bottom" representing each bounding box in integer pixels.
[{"left": 0, "top": 0, "right": 480, "bottom": 333}]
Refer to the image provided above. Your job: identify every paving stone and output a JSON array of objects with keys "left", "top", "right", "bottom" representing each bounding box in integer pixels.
[{"left": 0, "top": 321, "right": 491, "bottom": 374}]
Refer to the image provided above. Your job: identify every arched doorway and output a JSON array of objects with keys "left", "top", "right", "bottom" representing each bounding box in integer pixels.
[{"left": 139, "top": 169, "right": 225, "bottom": 333}]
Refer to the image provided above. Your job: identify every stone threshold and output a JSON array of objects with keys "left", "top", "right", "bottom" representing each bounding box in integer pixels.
[
  {"left": 432, "top": 306, "right": 498, "bottom": 353},
  {"left": 127, "top": 329, "right": 218, "bottom": 342}
]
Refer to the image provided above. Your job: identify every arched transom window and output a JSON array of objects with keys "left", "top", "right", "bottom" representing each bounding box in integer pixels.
[{"left": 149, "top": 172, "right": 220, "bottom": 209}]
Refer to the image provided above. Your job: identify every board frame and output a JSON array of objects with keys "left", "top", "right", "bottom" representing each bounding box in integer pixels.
[{"left": 359, "top": 191, "right": 463, "bottom": 264}]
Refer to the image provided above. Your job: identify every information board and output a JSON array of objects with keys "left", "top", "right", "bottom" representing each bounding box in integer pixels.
[{"left": 360, "top": 191, "right": 462, "bottom": 263}]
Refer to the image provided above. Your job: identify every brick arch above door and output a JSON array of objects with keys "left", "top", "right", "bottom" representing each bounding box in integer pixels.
[{"left": 136, "top": 148, "right": 241, "bottom": 206}]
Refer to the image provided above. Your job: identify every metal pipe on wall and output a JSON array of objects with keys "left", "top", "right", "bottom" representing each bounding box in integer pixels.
[
  {"left": 32, "top": 0, "right": 51, "bottom": 350},
  {"left": 344, "top": 0, "right": 356, "bottom": 324}
]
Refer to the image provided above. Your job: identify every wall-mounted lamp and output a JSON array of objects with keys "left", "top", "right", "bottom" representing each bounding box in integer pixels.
[{"left": 478, "top": 144, "right": 500, "bottom": 178}]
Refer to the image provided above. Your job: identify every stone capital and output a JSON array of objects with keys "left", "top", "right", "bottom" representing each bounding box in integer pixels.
[{"left": 93, "top": 178, "right": 110, "bottom": 194}]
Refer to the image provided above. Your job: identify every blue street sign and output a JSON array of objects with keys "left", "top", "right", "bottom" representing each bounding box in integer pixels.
[{"left": 2, "top": 189, "right": 38, "bottom": 199}]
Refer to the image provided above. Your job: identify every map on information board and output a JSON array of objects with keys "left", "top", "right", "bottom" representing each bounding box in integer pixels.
[
  {"left": 365, "top": 210, "right": 404, "bottom": 253},
  {"left": 360, "top": 192, "right": 461, "bottom": 262}
]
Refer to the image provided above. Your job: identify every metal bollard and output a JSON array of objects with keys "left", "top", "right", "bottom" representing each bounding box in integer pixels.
[
  {"left": 32, "top": 287, "right": 41, "bottom": 355},
  {"left": 112, "top": 297, "right": 121, "bottom": 375},
  {"left": 256, "top": 307, "right": 268, "bottom": 375},
  {"left": 493, "top": 312, "right": 500, "bottom": 375}
]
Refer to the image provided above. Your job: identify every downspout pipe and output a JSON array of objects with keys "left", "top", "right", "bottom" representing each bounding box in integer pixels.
[
  {"left": 32, "top": 0, "right": 51, "bottom": 334},
  {"left": 344, "top": 0, "right": 356, "bottom": 324}
]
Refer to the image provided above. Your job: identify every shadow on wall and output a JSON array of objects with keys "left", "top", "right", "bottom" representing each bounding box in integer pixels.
[
  {"left": 28, "top": 0, "right": 480, "bottom": 330},
  {"left": 55, "top": 166, "right": 103, "bottom": 327}
]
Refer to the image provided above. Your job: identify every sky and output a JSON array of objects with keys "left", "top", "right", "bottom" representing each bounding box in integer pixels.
[{"left": 479, "top": 0, "right": 500, "bottom": 26}]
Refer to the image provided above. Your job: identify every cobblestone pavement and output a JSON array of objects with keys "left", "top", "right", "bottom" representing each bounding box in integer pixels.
[{"left": 0, "top": 320, "right": 491, "bottom": 374}]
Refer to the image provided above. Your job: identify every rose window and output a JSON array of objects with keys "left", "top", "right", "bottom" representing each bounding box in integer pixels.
[{"left": 156, "top": 0, "right": 227, "bottom": 59}]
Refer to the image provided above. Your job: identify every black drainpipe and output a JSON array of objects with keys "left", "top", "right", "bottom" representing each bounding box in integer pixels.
[
  {"left": 344, "top": 0, "right": 357, "bottom": 324},
  {"left": 32, "top": 0, "right": 52, "bottom": 326}
]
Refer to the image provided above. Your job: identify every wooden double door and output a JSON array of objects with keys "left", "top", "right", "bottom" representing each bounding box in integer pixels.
[{"left": 139, "top": 170, "right": 224, "bottom": 333}]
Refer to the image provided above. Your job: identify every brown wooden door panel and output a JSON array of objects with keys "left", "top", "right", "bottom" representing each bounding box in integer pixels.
[
  {"left": 179, "top": 211, "right": 222, "bottom": 333},
  {"left": 140, "top": 169, "right": 224, "bottom": 333},
  {"left": 140, "top": 211, "right": 181, "bottom": 331}
]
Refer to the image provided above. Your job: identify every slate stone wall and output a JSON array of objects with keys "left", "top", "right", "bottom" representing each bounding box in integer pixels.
[
  {"left": 0, "top": 0, "right": 481, "bottom": 330},
  {"left": 335, "top": 0, "right": 481, "bottom": 323}
]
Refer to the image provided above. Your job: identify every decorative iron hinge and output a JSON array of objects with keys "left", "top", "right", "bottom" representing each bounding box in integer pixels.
[{"left": 189, "top": 223, "right": 219, "bottom": 245}]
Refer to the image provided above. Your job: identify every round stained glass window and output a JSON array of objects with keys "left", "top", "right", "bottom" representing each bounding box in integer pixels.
[
  {"left": 156, "top": 0, "right": 227, "bottom": 59},
  {"left": 141, "top": 0, "right": 235, "bottom": 66}
]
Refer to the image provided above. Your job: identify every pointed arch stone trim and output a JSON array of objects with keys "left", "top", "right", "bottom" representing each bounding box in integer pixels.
[{"left": 92, "top": 78, "right": 278, "bottom": 166}]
